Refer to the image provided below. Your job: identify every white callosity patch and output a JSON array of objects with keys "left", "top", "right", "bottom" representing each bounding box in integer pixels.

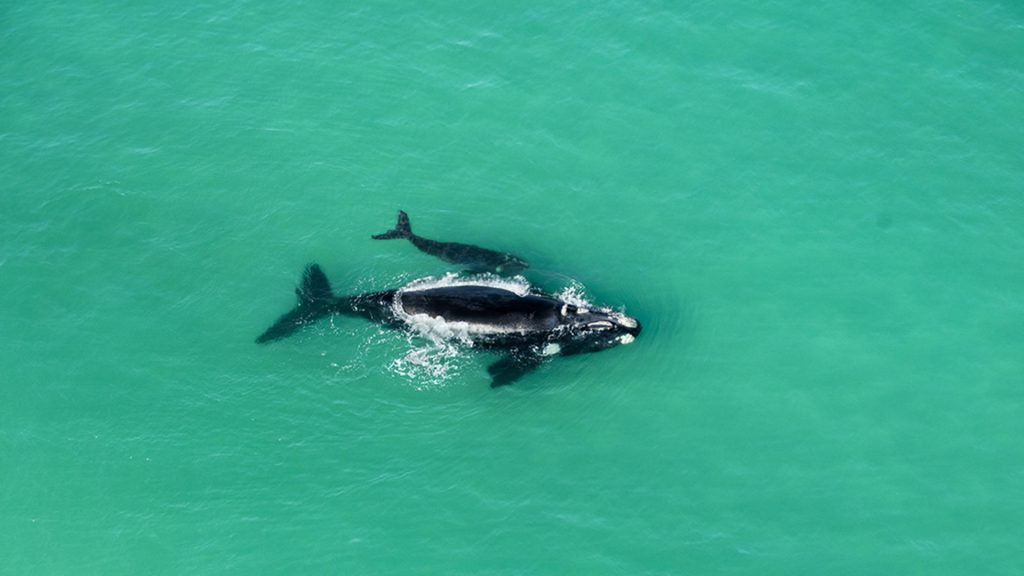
[
  {"left": 557, "top": 283, "right": 635, "bottom": 321},
  {"left": 619, "top": 334, "right": 635, "bottom": 345},
  {"left": 542, "top": 343, "right": 562, "bottom": 356},
  {"left": 559, "top": 282, "right": 636, "bottom": 331},
  {"left": 610, "top": 313, "right": 638, "bottom": 329}
]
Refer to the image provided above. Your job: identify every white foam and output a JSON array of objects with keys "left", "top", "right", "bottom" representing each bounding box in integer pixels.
[
  {"left": 556, "top": 281, "right": 596, "bottom": 310},
  {"left": 388, "top": 340, "right": 465, "bottom": 388},
  {"left": 403, "top": 313, "right": 486, "bottom": 342},
  {"left": 398, "top": 272, "right": 532, "bottom": 297},
  {"left": 612, "top": 313, "right": 638, "bottom": 329}
]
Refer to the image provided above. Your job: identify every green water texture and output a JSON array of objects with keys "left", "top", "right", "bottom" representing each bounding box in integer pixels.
[{"left": 3, "top": 1, "right": 1023, "bottom": 574}]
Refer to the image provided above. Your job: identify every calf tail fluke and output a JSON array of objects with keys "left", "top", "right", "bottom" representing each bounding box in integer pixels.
[
  {"left": 256, "top": 264, "right": 335, "bottom": 344},
  {"left": 372, "top": 210, "right": 412, "bottom": 240}
]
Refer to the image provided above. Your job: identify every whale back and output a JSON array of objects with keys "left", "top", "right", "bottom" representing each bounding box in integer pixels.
[{"left": 398, "top": 285, "right": 562, "bottom": 334}]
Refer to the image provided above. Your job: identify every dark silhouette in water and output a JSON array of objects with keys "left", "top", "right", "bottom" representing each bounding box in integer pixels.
[
  {"left": 373, "top": 210, "right": 529, "bottom": 274},
  {"left": 257, "top": 211, "right": 640, "bottom": 387},
  {"left": 255, "top": 265, "right": 397, "bottom": 344}
]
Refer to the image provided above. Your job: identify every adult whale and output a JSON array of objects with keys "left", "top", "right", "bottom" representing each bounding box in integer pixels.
[{"left": 256, "top": 265, "right": 641, "bottom": 387}]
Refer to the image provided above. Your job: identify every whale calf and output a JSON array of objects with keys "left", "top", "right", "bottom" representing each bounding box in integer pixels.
[{"left": 373, "top": 210, "right": 528, "bottom": 274}]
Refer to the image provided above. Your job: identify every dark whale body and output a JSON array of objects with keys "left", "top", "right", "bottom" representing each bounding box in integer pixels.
[
  {"left": 373, "top": 210, "right": 528, "bottom": 274},
  {"left": 257, "top": 266, "right": 641, "bottom": 387},
  {"left": 401, "top": 286, "right": 562, "bottom": 335}
]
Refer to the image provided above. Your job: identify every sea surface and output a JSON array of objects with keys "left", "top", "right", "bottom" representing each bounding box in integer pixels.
[{"left": 2, "top": 1, "right": 1023, "bottom": 574}]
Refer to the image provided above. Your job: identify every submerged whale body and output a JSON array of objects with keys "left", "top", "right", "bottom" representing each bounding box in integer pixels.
[
  {"left": 257, "top": 210, "right": 641, "bottom": 387},
  {"left": 373, "top": 210, "right": 528, "bottom": 274}
]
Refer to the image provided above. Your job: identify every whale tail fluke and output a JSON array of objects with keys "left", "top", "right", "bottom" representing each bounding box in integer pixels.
[
  {"left": 372, "top": 210, "right": 412, "bottom": 240},
  {"left": 256, "top": 264, "right": 336, "bottom": 344},
  {"left": 296, "top": 263, "right": 333, "bottom": 306}
]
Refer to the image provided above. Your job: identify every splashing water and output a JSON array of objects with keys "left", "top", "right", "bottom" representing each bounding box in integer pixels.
[
  {"left": 386, "top": 273, "right": 542, "bottom": 387},
  {"left": 388, "top": 341, "right": 468, "bottom": 389},
  {"left": 555, "top": 279, "right": 594, "bottom": 309},
  {"left": 387, "top": 321, "right": 475, "bottom": 388}
]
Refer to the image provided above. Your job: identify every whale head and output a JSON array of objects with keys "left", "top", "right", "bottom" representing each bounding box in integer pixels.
[{"left": 558, "top": 303, "right": 642, "bottom": 353}]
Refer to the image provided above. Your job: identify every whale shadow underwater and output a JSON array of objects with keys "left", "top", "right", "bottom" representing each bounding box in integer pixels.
[{"left": 257, "top": 210, "right": 642, "bottom": 387}]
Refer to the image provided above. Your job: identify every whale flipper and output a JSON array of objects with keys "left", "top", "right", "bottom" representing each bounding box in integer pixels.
[
  {"left": 256, "top": 264, "right": 335, "bottom": 344},
  {"left": 488, "top": 349, "right": 544, "bottom": 388}
]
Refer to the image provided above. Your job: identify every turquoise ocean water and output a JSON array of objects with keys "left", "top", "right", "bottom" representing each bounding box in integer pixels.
[{"left": 3, "top": 1, "right": 1023, "bottom": 574}]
